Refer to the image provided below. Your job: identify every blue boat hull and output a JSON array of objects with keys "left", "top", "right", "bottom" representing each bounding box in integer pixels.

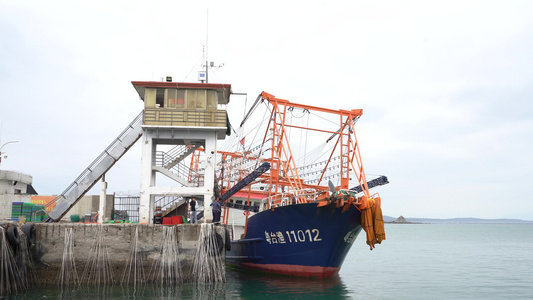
[{"left": 226, "top": 202, "right": 362, "bottom": 277}]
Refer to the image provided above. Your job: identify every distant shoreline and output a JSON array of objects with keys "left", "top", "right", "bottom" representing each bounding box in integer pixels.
[{"left": 384, "top": 215, "right": 533, "bottom": 224}]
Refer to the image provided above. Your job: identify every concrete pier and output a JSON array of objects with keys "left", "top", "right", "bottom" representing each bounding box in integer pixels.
[{"left": 25, "top": 223, "right": 227, "bottom": 284}]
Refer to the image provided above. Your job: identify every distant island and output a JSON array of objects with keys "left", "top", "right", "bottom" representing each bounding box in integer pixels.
[
  {"left": 384, "top": 215, "right": 533, "bottom": 224},
  {"left": 386, "top": 215, "right": 418, "bottom": 224}
]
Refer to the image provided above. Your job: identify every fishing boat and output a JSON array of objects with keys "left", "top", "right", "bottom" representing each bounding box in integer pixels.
[{"left": 212, "top": 91, "right": 388, "bottom": 278}]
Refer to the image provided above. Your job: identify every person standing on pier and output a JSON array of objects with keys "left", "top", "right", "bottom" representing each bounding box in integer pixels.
[
  {"left": 211, "top": 198, "right": 221, "bottom": 223},
  {"left": 189, "top": 197, "right": 197, "bottom": 224}
]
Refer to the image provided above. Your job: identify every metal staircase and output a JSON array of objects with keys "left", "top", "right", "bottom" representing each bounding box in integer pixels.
[
  {"left": 46, "top": 111, "right": 144, "bottom": 221},
  {"left": 154, "top": 147, "right": 203, "bottom": 187},
  {"left": 163, "top": 145, "right": 202, "bottom": 169}
]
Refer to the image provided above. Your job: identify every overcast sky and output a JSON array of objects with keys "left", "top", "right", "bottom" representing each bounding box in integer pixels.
[{"left": 1, "top": 0, "right": 532, "bottom": 220}]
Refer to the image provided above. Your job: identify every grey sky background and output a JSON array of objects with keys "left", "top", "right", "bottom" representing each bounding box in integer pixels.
[{"left": 1, "top": 0, "right": 532, "bottom": 219}]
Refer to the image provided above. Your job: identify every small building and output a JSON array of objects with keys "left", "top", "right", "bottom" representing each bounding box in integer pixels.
[
  {"left": 0, "top": 170, "right": 36, "bottom": 220},
  {"left": 0, "top": 170, "right": 35, "bottom": 195},
  {"left": 0, "top": 169, "right": 114, "bottom": 222}
]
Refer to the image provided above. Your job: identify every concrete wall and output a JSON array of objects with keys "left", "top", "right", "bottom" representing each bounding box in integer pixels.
[
  {"left": 0, "top": 194, "right": 31, "bottom": 219},
  {"left": 31, "top": 223, "right": 226, "bottom": 284}
]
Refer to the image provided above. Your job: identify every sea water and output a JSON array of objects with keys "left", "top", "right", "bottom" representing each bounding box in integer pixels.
[
  {"left": 341, "top": 223, "right": 533, "bottom": 299},
  {"left": 10, "top": 223, "right": 533, "bottom": 299}
]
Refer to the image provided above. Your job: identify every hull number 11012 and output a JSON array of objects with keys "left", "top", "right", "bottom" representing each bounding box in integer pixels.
[
  {"left": 286, "top": 229, "right": 322, "bottom": 243},
  {"left": 265, "top": 229, "right": 322, "bottom": 244}
]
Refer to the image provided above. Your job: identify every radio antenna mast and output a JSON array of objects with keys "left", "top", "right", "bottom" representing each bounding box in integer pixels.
[{"left": 205, "top": 8, "right": 209, "bottom": 83}]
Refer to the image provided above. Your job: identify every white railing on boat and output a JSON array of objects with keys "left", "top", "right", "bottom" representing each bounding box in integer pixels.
[{"left": 259, "top": 189, "right": 324, "bottom": 211}]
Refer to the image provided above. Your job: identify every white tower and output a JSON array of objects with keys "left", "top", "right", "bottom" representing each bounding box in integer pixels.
[{"left": 131, "top": 80, "right": 232, "bottom": 224}]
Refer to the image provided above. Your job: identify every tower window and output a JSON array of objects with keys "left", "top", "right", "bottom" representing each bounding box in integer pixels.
[{"left": 156, "top": 89, "right": 165, "bottom": 108}]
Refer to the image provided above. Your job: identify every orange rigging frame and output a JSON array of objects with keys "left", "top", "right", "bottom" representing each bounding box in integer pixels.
[
  {"left": 258, "top": 92, "right": 370, "bottom": 201},
  {"left": 188, "top": 91, "right": 374, "bottom": 219}
]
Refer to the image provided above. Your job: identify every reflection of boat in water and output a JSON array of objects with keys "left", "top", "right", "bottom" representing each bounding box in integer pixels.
[
  {"left": 228, "top": 268, "right": 349, "bottom": 298},
  {"left": 211, "top": 92, "right": 388, "bottom": 278}
]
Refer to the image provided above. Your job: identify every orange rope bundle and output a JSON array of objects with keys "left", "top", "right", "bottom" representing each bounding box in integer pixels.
[{"left": 360, "top": 197, "right": 386, "bottom": 250}]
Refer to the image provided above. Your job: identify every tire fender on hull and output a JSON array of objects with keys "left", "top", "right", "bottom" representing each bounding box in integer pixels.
[
  {"left": 22, "top": 223, "right": 36, "bottom": 246},
  {"left": 204, "top": 232, "right": 224, "bottom": 255},
  {"left": 6, "top": 223, "right": 20, "bottom": 250},
  {"left": 225, "top": 227, "right": 231, "bottom": 251}
]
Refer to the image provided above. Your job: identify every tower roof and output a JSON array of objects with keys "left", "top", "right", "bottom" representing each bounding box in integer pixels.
[{"left": 131, "top": 81, "right": 232, "bottom": 104}]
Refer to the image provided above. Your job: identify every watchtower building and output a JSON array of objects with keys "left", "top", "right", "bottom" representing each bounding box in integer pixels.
[{"left": 132, "top": 79, "right": 231, "bottom": 224}]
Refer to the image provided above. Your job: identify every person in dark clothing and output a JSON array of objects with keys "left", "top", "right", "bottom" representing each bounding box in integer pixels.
[
  {"left": 211, "top": 198, "right": 221, "bottom": 223},
  {"left": 190, "top": 197, "right": 197, "bottom": 224}
]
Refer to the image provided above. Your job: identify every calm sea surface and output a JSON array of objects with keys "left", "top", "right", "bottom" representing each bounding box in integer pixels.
[{"left": 10, "top": 223, "right": 533, "bottom": 299}]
